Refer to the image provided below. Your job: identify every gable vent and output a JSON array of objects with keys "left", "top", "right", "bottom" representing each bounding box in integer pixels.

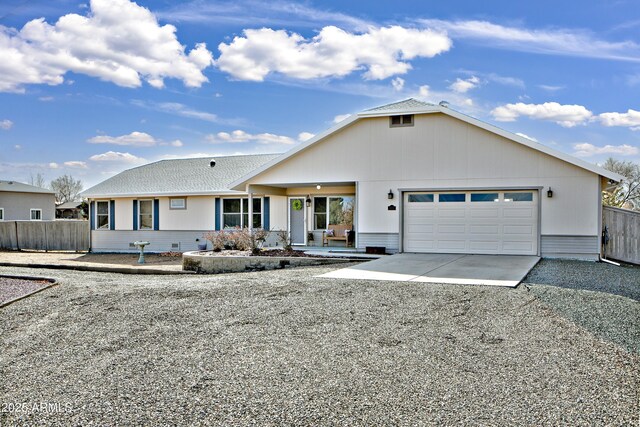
[{"left": 171, "top": 243, "right": 180, "bottom": 250}]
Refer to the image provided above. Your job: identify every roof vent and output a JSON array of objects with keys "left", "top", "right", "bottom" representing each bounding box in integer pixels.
[
  {"left": 209, "top": 159, "right": 216, "bottom": 168},
  {"left": 439, "top": 101, "right": 449, "bottom": 108}
]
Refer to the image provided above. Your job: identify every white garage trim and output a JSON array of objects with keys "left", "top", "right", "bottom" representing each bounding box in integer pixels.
[{"left": 400, "top": 188, "right": 541, "bottom": 256}]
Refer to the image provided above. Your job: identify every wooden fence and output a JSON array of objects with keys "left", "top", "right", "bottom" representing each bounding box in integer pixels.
[
  {"left": 603, "top": 206, "right": 639, "bottom": 265},
  {"left": 0, "top": 220, "right": 89, "bottom": 251}
]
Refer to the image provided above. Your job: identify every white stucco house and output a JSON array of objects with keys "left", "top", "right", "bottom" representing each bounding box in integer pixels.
[{"left": 83, "top": 99, "right": 622, "bottom": 260}]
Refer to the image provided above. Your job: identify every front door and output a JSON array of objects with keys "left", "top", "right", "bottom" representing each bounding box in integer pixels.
[{"left": 289, "top": 197, "right": 306, "bottom": 245}]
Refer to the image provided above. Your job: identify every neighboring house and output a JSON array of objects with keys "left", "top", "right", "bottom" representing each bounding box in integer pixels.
[
  {"left": 84, "top": 99, "right": 622, "bottom": 260},
  {"left": 55, "top": 201, "right": 86, "bottom": 219},
  {"left": 0, "top": 180, "right": 56, "bottom": 221}
]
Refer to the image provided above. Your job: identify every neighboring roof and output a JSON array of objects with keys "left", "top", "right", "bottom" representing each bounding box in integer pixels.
[
  {"left": 56, "top": 201, "right": 83, "bottom": 209},
  {"left": 82, "top": 154, "right": 281, "bottom": 198},
  {"left": 231, "top": 98, "right": 623, "bottom": 189},
  {"left": 0, "top": 180, "right": 55, "bottom": 194}
]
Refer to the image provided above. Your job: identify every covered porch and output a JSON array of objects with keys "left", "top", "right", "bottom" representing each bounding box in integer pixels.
[{"left": 246, "top": 182, "right": 357, "bottom": 248}]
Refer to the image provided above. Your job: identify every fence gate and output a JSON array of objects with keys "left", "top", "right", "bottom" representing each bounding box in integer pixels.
[{"left": 603, "top": 206, "right": 639, "bottom": 265}]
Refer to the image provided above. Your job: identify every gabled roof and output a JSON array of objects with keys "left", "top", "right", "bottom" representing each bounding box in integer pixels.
[
  {"left": 56, "top": 201, "right": 83, "bottom": 209},
  {"left": 0, "top": 180, "right": 55, "bottom": 194},
  {"left": 230, "top": 99, "right": 623, "bottom": 189},
  {"left": 82, "top": 154, "right": 280, "bottom": 198}
]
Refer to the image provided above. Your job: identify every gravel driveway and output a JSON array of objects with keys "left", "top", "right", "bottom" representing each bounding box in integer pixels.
[{"left": 1, "top": 261, "right": 638, "bottom": 426}]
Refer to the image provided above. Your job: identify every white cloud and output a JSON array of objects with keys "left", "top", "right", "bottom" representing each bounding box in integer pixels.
[
  {"left": 87, "top": 131, "right": 157, "bottom": 147},
  {"left": 449, "top": 76, "right": 480, "bottom": 93},
  {"left": 418, "top": 85, "right": 430, "bottom": 97},
  {"left": 573, "top": 143, "right": 639, "bottom": 157},
  {"left": 49, "top": 162, "right": 59, "bottom": 169},
  {"left": 131, "top": 100, "right": 233, "bottom": 124},
  {"left": 333, "top": 114, "right": 351, "bottom": 123},
  {"left": 298, "top": 132, "right": 314, "bottom": 141},
  {"left": 391, "top": 77, "right": 405, "bottom": 91},
  {"left": 64, "top": 161, "right": 88, "bottom": 168},
  {"left": 491, "top": 102, "right": 593, "bottom": 127},
  {"left": 14, "top": 144, "right": 21, "bottom": 150},
  {"left": 538, "top": 84, "right": 564, "bottom": 92},
  {"left": 421, "top": 19, "right": 640, "bottom": 62},
  {"left": 169, "top": 140, "right": 184, "bottom": 147},
  {"left": 598, "top": 109, "right": 640, "bottom": 130},
  {"left": 515, "top": 132, "right": 538, "bottom": 142},
  {"left": 89, "top": 151, "right": 145, "bottom": 163},
  {"left": 0, "top": 0, "right": 213, "bottom": 93},
  {"left": 206, "top": 129, "right": 298, "bottom": 145},
  {"left": 216, "top": 25, "right": 452, "bottom": 81},
  {"left": 38, "top": 96, "right": 54, "bottom": 102},
  {"left": 0, "top": 119, "right": 13, "bottom": 130}
]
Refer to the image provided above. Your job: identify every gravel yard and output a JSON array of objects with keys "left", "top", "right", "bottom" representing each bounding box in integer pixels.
[
  {"left": 1, "top": 261, "right": 638, "bottom": 426},
  {"left": 0, "top": 276, "right": 52, "bottom": 306}
]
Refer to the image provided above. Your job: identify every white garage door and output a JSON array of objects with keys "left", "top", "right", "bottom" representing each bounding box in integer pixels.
[{"left": 403, "top": 190, "right": 538, "bottom": 255}]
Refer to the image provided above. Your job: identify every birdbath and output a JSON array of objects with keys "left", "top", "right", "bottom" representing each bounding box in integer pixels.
[{"left": 134, "top": 241, "right": 150, "bottom": 264}]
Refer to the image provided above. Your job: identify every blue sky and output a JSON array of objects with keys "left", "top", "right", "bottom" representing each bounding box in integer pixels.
[{"left": 1, "top": 0, "right": 639, "bottom": 188}]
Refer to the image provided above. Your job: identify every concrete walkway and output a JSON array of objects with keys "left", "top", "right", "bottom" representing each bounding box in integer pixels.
[{"left": 319, "top": 253, "right": 541, "bottom": 287}]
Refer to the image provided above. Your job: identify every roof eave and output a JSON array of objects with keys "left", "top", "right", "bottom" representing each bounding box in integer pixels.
[{"left": 83, "top": 190, "right": 248, "bottom": 199}]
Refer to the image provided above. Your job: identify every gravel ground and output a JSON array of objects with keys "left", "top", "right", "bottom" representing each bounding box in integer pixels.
[
  {"left": 0, "top": 276, "right": 51, "bottom": 306},
  {"left": 1, "top": 262, "right": 638, "bottom": 426},
  {"left": 523, "top": 259, "right": 640, "bottom": 353}
]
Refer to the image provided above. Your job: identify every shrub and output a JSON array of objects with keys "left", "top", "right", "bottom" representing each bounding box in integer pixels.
[
  {"left": 202, "top": 230, "right": 227, "bottom": 251},
  {"left": 275, "top": 229, "right": 292, "bottom": 251}
]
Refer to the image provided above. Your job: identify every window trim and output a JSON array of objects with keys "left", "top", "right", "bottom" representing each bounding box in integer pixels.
[
  {"left": 138, "top": 199, "right": 154, "bottom": 230},
  {"left": 390, "top": 114, "right": 414, "bottom": 128},
  {"left": 169, "top": 197, "right": 187, "bottom": 210},
  {"left": 470, "top": 193, "right": 500, "bottom": 203},
  {"left": 504, "top": 192, "right": 534, "bottom": 202},
  {"left": 312, "top": 195, "right": 355, "bottom": 230},
  {"left": 30, "top": 208, "right": 42, "bottom": 221},
  {"left": 221, "top": 197, "right": 263, "bottom": 229},
  {"left": 95, "top": 200, "right": 110, "bottom": 230},
  {"left": 438, "top": 193, "right": 466, "bottom": 203}
]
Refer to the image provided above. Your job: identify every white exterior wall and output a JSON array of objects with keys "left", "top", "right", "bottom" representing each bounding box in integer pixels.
[
  {"left": 269, "top": 195, "right": 288, "bottom": 230},
  {"left": 246, "top": 113, "right": 601, "bottom": 245},
  {"left": 114, "top": 198, "right": 134, "bottom": 230},
  {"left": 159, "top": 196, "right": 215, "bottom": 230}
]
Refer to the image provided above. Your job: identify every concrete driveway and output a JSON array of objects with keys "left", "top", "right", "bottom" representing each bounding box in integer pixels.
[{"left": 319, "top": 253, "right": 541, "bottom": 287}]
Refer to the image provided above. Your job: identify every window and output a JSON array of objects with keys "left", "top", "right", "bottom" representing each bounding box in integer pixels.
[
  {"left": 0, "top": 208, "right": 4, "bottom": 220},
  {"left": 471, "top": 193, "right": 499, "bottom": 202},
  {"left": 222, "top": 198, "right": 261, "bottom": 229},
  {"left": 139, "top": 200, "right": 153, "bottom": 230},
  {"left": 408, "top": 194, "right": 434, "bottom": 203},
  {"left": 30, "top": 209, "right": 42, "bottom": 220},
  {"left": 313, "top": 196, "right": 354, "bottom": 229},
  {"left": 439, "top": 193, "right": 466, "bottom": 202},
  {"left": 96, "top": 201, "right": 109, "bottom": 229},
  {"left": 504, "top": 192, "right": 533, "bottom": 202},
  {"left": 390, "top": 114, "right": 414, "bottom": 127},
  {"left": 170, "top": 198, "right": 186, "bottom": 209}
]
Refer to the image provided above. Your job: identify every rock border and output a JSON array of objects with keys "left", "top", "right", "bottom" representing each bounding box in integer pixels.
[
  {"left": 182, "top": 251, "right": 358, "bottom": 274},
  {"left": 0, "top": 274, "right": 59, "bottom": 308}
]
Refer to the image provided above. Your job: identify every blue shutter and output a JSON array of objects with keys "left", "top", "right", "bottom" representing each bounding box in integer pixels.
[
  {"left": 89, "top": 201, "right": 95, "bottom": 230},
  {"left": 263, "top": 197, "right": 270, "bottom": 230},
  {"left": 214, "top": 198, "right": 221, "bottom": 231},
  {"left": 153, "top": 199, "right": 159, "bottom": 230},
  {"left": 109, "top": 200, "right": 115, "bottom": 230},
  {"left": 132, "top": 200, "right": 138, "bottom": 230}
]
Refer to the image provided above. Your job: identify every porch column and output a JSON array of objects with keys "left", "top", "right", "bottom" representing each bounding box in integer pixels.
[{"left": 248, "top": 192, "right": 253, "bottom": 233}]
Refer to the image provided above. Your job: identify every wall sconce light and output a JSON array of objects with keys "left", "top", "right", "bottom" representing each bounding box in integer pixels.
[
  {"left": 388, "top": 189, "right": 394, "bottom": 200},
  {"left": 547, "top": 188, "right": 553, "bottom": 198},
  {"left": 316, "top": 184, "right": 322, "bottom": 190},
  {"left": 306, "top": 195, "right": 312, "bottom": 207}
]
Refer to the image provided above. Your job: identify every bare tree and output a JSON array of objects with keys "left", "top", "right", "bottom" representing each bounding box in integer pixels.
[
  {"left": 29, "top": 172, "right": 47, "bottom": 189},
  {"left": 602, "top": 157, "right": 640, "bottom": 210},
  {"left": 50, "top": 175, "right": 83, "bottom": 204}
]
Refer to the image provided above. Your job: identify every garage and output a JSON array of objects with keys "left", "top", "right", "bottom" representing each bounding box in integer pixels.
[{"left": 403, "top": 190, "right": 538, "bottom": 255}]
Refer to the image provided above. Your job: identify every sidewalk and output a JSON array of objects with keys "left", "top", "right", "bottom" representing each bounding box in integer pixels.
[{"left": 0, "top": 251, "right": 191, "bottom": 275}]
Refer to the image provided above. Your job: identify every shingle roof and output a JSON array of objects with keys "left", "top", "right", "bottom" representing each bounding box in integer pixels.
[
  {"left": 82, "top": 154, "right": 281, "bottom": 197},
  {"left": 363, "top": 98, "right": 436, "bottom": 113},
  {"left": 0, "top": 180, "right": 54, "bottom": 194},
  {"left": 56, "top": 201, "right": 83, "bottom": 209}
]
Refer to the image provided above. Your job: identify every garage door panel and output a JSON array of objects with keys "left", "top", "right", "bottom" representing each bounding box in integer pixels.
[
  {"left": 470, "top": 208, "right": 499, "bottom": 218},
  {"left": 469, "top": 224, "right": 500, "bottom": 234},
  {"left": 438, "top": 209, "right": 466, "bottom": 218},
  {"left": 503, "top": 208, "right": 534, "bottom": 218},
  {"left": 404, "top": 190, "right": 538, "bottom": 255}
]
